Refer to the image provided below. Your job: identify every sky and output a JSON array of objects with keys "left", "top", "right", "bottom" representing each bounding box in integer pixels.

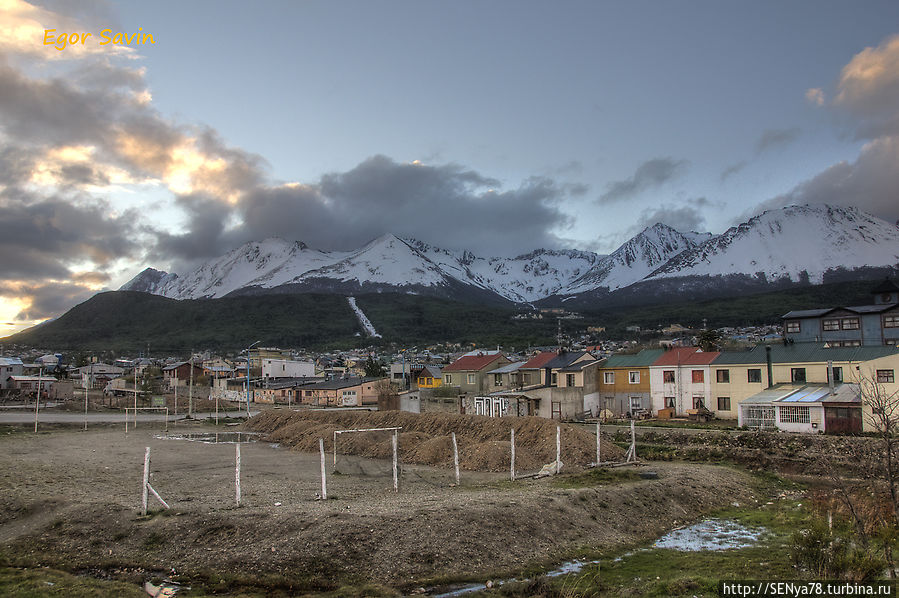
[{"left": 2, "top": 0, "right": 899, "bottom": 336}]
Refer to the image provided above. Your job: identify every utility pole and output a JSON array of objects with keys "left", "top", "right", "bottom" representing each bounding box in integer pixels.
[{"left": 188, "top": 351, "right": 194, "bottom": 418}]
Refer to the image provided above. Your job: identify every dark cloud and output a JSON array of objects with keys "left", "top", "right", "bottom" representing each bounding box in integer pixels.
[
  {"left": 155, "top": 156, "right": 578, "bottom": 260},
  {"left": 633, "top": 198, "right": 712, "bottom": 233},
  {"left": 598, "top": 157, "right": 688, "bottom": 203},
  {"left": 0, "top": 281, "right": 96, "bottom": 322},
  {"left": 720, "top": 161, "right": 746, "bottom": 182},
  {"left": 755, "top": 127, "right": 801, "bottom": 154},
  {"left": 744, "top": 137, "right": 899, "bottom": 224}
]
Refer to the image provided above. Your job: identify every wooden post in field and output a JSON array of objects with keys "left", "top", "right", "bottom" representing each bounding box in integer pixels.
[
  {"left": 133, "top": 368, "right": 139, "bottom": 429},
  {"left": 235, "top": 443, "right": 241, "bottom": 507},
  {"left": 141, "top": 446, "right": 150, "bottom": 515},
  {"left": 555, "top": 426, "right": 561, "bottom": 474},
  {"left": 33, "top": 367, "right": 42, "bottom": 433},
  {"left": 319, "top": 438, "right": 327, "bottom": 500},
  {"left": 392, "top": 430, "right": 399, "bottom": 493},
  {"left": 596, "top": 421, "right": 601, "bottom": 466},
  {"left": 629, "top": 420, "right": 637, "bottom": 462},
  {"left": 173, "top": 375, "right": 178, "bottom": 416},
  {"left": 333, "top": 431, "right": 338, "bottom": 466},
  {"left": 510, "top": 428, "right": 516, "bottom": 481},
  {"left": 452, "top": 432, "right": 460, "bottom": 485},
  {"left": 83, "top": 380, "right": 89, "bottom": 432}
]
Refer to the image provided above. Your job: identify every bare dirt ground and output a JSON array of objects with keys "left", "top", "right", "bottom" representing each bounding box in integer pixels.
[{"left": 0, "top": 419, "right": 762, "bottom": 595}]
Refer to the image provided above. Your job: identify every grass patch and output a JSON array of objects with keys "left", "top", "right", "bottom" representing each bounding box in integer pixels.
[
  {"left": 0, "top": 566, "right": 145, "bottom": 597},
  {"left": 553, "top": 468, "right": 642, "bottom": 489}
]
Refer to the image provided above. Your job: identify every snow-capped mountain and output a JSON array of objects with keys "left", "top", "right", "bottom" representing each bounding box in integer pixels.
[
  {"left": 645, "top": 205, "right": 899, "bottom": 284},
  {"left": 121, "top": 204, "right": 899, "bottom": 305},
  {"left": 561, "top": 223, "right": 708, "bottom": 294}
]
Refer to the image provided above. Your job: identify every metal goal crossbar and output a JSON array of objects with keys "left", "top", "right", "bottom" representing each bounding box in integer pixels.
[{"left": 124, "top": 406, "right": 169, "bottom": 433}]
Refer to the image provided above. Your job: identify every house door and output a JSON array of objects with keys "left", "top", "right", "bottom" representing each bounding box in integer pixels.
[{"left": 824, "top": 406, "right": 862, "bottom": 434}]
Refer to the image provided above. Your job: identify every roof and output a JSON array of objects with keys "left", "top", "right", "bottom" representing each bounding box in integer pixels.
[
  {"left": 0, "top": 357, "right": 24, "bottom": 366},
  {"left": 602, "top": 349, "right": 665, "bottom": 368},
  {"left": 162, "top": 361, "right": 203, "bottom": 371},
  {"left": 783, "top": 303, "right": 898, "bottom": 318},
  {"left": 782, "top": 308, "right": 835, "bottom": 319},
  {"left": 871, "top": 279, "right": 899, "bottom": 294},
  {"left": 443, "top": 353, "right": 505, "bottom": 372},
  {"left": 543, "top": 351, "right": 592, "bottom": 370},
  {"left": 305, "top": 376, "right": 381, "bottom": 390},
  {"left": 520, "top": 351, "right": 559, "bottom": 369},
  {"left": 417, "top": 365, "right": 442, "bottom": 378},
  {"left": 712, "top": 342, "right": 899, "bottom": 365},
  {"left": 559, "top": 358, "right": 601, "bottom": 372},
  {"left": 487, "top": 361, "right": 526, "bottom": 375},
  {"left": 741, "top": 383, "right": 860, "bottom": 406},
  {"left": 9, "top": 375, "right": 56, "bottom": 382},
  {"left": 652, "top": 347, "right": 719, "bottom": 367}
]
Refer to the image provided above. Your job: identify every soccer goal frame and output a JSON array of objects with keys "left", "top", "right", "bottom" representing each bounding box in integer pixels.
[{"left": 332, "top": 426, "right": 402, "bottom": 492}]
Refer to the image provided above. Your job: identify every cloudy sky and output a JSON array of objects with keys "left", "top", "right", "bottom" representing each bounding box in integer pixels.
[{"left": 2, "top": 0, "right": 899, "bottom": 336}]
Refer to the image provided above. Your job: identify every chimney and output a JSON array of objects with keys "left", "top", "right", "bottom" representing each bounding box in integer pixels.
[
  {"left": 827, "top": 360, "right": 835, "bottom": 396},
  {"left": 766, "top": 346, "right": 773, "bottom": 389}
]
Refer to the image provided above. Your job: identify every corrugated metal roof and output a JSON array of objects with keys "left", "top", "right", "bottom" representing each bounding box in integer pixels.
[
  {"left": 741, "top": 383, "right": 860, "bottom": 405},
  {"left": 543, "top": 351, "right": 591, "bottom": 370},
  {"left": 602, "top": 349, "right": 665, "bottom": 368},
  {"left": 521, "top": 351, "right": 559, "bottom": 369},
  {"left": 782, "top": 308, "right": 834, "bottom": 319},
  {"left": 0, "top": 357, "right": 24, "bottom": 366},
  {"left": 712, "top": 342, "right": 899, "bottom": 365},
  {"left": 443, "top": 353, "right": 505, "bottom": 372},
  {"left": 653, "top": 348, "right": 720, "bottom": 367},
  {"left": 560, "top": 359, "right": 600, "bottom": 372},
  {"left": 487, "top": 361, "right": 526, "bottom": 374}
]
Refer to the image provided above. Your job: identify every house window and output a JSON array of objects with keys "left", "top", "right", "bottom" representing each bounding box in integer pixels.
[
  {"left": 791, "top": 368, "right": 806, "bottom": 383},
  {"left": 494, "top": 374, "right": 503, "bottom": 386},
  {"left": 664, "top": 396, "right": 675, "bottom": 408},
  {"left": 747, "top": 369, "right": 762, "bottom": 383},
  {"left": 551, "top": 372, "right": 558, "bottom": 385},
  {"left": 828, "top": 367, "right": 843, "bottom": 383},
  {"left": 822, "top": 319, "right": 840, "bottom": 331},
  {"left": 716, "top": 369, "right": 730, "bottom": 383},
  {"left": 717, "top": 397, "right": 731, "bottom": 411},
  {"left": 629, "top": 397, "right": 643, "bottom": 413},
  {"left": 841, "top": 318, "right": 860, "bottom": 330},
  {"left": 692, "top": 396, "right": 705, "bottom": 409},
  {"left": 467, "top": 373, "right": 476, "bottom": 385},
  {"left": 663, "top": 370, "right": 675, "bottom": 383},
  {"left": 786, "top": 321, "right": 800, "bottom": 333},
  {"left": 444, "top": 374, "right": 453, "bottom": 385},
  {"left": 691, "top": 370, "right": 704, "bottom": 383},
  {"left": 603, "top": 372, "right": 615, "bottom": 384},
  {"left": 426, "top": 377, "right": 433, "bottom": 385},
  {"left": 884, "top": 315, "right": 899, "bottom": 328},
  {"left": 779, "top": 405, "right": 810, "bottom": 424},
  {"left": 628, "top": 371, "right": 640, "bottom": 384},
  {"left": 877, "top": 369, "right": 895, "bottom": 383},
  {"left": 566, "top": 373, "right": 576, "bottom": 387},
  {"left": 523, "top": 373, "right": 532, "bottom": 385}
]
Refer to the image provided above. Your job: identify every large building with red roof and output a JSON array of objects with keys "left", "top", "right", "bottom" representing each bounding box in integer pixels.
[{"left": 649, "top": 347, "right": 720, "bottom": 415}]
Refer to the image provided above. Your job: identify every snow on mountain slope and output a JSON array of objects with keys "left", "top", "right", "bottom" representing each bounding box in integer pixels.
[
  {"left": 562, "top": 223, "right": 702, "bottom": 294},
  {"left": 406, "top": 240, "right": 599, "bottom": 302},
  {"left": 120, "top": 268, "right": 179, "bottom": 294},
  {"left": 155, "top": 238, "right": 302, "bottom": 298},
  {"left": 647, "top": 205, "right": 899, "bottom": 284},
  {"left": 293, "top": 234, "right": 449, "bottom": 287}
]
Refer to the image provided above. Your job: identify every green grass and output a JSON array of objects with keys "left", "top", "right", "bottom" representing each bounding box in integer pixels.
[{"left": 0, "top": 566, "right": 146, "bottom": 597}]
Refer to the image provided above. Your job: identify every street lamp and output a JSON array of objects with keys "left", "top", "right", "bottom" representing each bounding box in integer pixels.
[{"left": 243, "top": 340, "right": 261, "bottom": 417}]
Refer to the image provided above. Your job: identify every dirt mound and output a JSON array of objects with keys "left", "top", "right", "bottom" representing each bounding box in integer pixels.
[{"left": 246, "top": 410, "right": 623, "bottom": 472}]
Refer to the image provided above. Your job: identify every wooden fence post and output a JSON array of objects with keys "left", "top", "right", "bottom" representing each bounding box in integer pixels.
[
  {"left": 141, "top": 447, "right": 150, "bottom": 516},
  {"left": 392, "top": 430, "right": 398, "bottom": 493},
  {"left": 319, "top": 437, "right": 327, "bottom": 500},
  {"left": 510, "top": 428, "right": 516, "bottom": 481},
  {"left": 555, "top": 426, "right": 561, "bottom": 475},
  {"left": 235, "top": 444, "right": 241, "bottom": 507},
  {"left": 596, "top": 421, "right": 601, "bottom": 466},
  {"left": 452, "top": 432, "right": 460, "bottom": 485}
]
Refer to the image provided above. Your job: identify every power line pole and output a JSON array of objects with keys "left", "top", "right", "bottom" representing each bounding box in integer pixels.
[{"left": 188, "top": 351, "right": 194, "bottom": 418}]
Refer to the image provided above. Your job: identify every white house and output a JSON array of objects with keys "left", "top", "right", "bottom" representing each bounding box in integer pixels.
[
  {"left": 261, "top": 358, "right": 315, "bottom": 379},
  {"left": 649, "top": 347, "right": 720, "bottom": 415}
]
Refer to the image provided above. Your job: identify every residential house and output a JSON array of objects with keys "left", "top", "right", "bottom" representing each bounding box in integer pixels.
[
  {"left": 517, "top": 351, "right": 560, "bottom": 387},
  {"left": 709, "top": 343, "right": 899, "bottom": 419},
  {"left": 297, "top": 377, "right": 382, "bottom": 407},
  {"left": 162, "top": 361, "right": 206, "bottom": 388},
  {"left": 0, "top": 357, "right": 24, "bottom": 390},
  {"left": 8, "top": 375, "right": 56, "bottom": 394},
  {"left": 782, "top": 279, "right": 899, "bottom": 346},
  {"left": 597, "top": 349, "right": 664, "bottom": 416},
  {"left": 737, "top": 383, "right": 864, "bottom": 434},
  {"left": 73, "top": 363, "right": 125, "bottom": 389},
  {"left": 442, "top": 352, "right": 510, "bottom": 396},
  {"left": 415, "top": 365, "right": 443, "bottom": 389},
  {"left": 261, "top": 358, "right": 315, "bottom": 380},
  {"left": 650, "top": 347, "right": 720, "bottom": 416}
]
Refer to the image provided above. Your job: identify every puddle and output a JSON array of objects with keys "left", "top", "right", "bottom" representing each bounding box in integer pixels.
[
  {"left": 428, "top": 519, "right": 764, "bottom": 596},
  {"left": 156, "top": 432, "right": 260, "bottom": 444},
  {"left": 653, "top": 519, "right": 764, "bottom": 551}
]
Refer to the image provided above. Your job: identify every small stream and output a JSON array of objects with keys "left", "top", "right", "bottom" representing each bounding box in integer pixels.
[{"left": 427, "top": 518, "right": 765, "bottom": 597}]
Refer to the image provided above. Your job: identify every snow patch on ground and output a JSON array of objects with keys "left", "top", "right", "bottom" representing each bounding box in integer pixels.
[{"left": 347, "top": 296, "right": 381, "bottom": 338}]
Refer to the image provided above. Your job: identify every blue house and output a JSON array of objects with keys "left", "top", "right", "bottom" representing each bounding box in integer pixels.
[{"left": 782, "top": 279, "right": 899, "bottom": 347}]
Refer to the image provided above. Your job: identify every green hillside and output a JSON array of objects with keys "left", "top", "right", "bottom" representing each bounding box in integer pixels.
[{"left": 2, "top": 278, "right": 885, "bottom": 353}]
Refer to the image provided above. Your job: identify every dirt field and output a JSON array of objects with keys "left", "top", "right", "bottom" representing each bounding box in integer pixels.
[{"left": 0, "top": 418, "right": 762, "bottom": 595}]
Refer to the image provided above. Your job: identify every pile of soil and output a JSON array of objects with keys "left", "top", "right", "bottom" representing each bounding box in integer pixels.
[{"left": 247, "top": 410, "right": 623, "bottom": 472}]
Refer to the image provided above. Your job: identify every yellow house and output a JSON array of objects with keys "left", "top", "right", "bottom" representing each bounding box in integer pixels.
[
  {"left": 709, "top": 343, "right": 899, "bottom": 420},
  {"left": 415, "top": 365, "right": 443, "bottom": 389}
]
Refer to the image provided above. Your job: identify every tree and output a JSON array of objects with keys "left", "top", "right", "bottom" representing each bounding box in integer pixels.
[
  {"left": 697, "top": 329, "right": 722, "bottom": 352},
  {"left": 363, "top": 356, "right": 386, "bottom": 378}
]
